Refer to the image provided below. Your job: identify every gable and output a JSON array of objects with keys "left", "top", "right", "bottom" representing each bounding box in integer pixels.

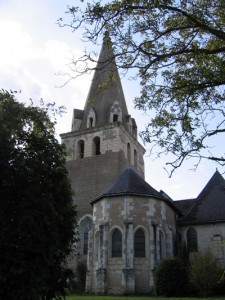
[{"left": 178, "top": 171, "right": 225, "bottom": 224}]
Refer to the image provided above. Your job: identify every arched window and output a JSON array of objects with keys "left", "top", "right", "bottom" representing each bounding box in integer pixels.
[
  {"left": 87, "top": 107, "right": 96, "bottom": 128},
  {"left": 113, "top": 114, "right": 118, "bottom": 122},
  {"left": 134, "top": 149, "right": 137, "bottom": 168},
  {"left": 127, "top": 143, "right": 131, "bottom": 163},
  {"left": 89, "top": 117, "right": 93, "bottom": 128},
  {"left": 78, "top": 216, "right": 92, "bottom": 255},
  {"left": 187, "top": 227, "right": 198, "bottom": 252},
  {"left": 95, "top": 231, "right": 99, "bottom": 260},
  {"left": 93, "top": 136, "right": 101, "bottom": 155},
  {"left": 83, "top": 227, "right": 89, "bottom": 254},
  {"left": 109, "top": 101, "right": 122, "bottom": 123},
  {"left": 134, "top": 229, "right": 145, "bottom": 257},
  {"left": 77, "top": 140, "right": 84, "bottom": 159},
  {"left": 112, "top": 229, "right": 122, "bottom": 257},
  {"left": 159, "top": 230, "right": 165, "bottom": 260}
]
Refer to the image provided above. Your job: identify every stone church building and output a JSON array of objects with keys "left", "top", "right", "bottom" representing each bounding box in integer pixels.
[{"left": 60, "top": 34, "right": 225, "bottom": 294}]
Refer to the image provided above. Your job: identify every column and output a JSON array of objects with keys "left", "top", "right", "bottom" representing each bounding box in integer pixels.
[{"left": 122, "top": 220, "right": 135, "bottom": 294}]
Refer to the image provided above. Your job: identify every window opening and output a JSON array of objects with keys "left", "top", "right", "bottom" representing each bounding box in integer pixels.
[
  {"left": 159, "top": 230, "right": 165, "bottom": 260},
  {"left": 127, "top": 143, "right": 131, "bottom": 163},
  {"left": 134, "top": 229, "right": 145, "bottom": 257},
  {"left": 93, "top": 136, "right": 101, "bottom": 155},
  {"left": 89, "top": 117, "right": 93, "bottom": 128},
  {"left": 113, "top": 114, "right": 118, "bottom": 122},
  {"left": 112, "top": 229, "right": 122, "bottom": 257},
  {"left": 134, "top": 149, "right": 137, "bottom": 168},
  {"left": 187, "top": 227, "right": 198, "bottom": 252},
  {"left": 83, "top": 227, "right": 89, "bottom": 254},
  {"left": 77, "top": 140, "right": 84, "bottom": 159}
]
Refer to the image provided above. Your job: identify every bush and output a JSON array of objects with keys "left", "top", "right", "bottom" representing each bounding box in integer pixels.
[
  {"left": 154, "top": 258, "right": 189, "bottom": 296},
  {"left": 189, "top": 249, "right": 224, "bottom": 296},
  {"left": 74, "top": 262, "right": 87, "bottom": 292}
]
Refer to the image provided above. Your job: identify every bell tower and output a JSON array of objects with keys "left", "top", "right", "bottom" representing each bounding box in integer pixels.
[{"left": 60, "top": 33, "right": 145, "bottom": 221}]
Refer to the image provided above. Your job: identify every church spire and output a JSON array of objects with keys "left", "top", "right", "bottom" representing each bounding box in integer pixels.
[{"left": 80, "top": 32, "right": 129, "bottom": 129}]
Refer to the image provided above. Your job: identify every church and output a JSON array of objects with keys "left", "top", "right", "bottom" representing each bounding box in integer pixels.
[{"left": 60, "top": 34, "right": 225, "bottom": 294}]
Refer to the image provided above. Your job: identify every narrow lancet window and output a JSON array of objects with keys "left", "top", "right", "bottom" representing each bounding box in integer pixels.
[
  {"left": 113, "top": 114, "right": 118, "bottom": 122},
  {"left": 134, "top": 229, "right": 145, "bottom": 257},
  {"left": 187, "top": 227, "right": 198, "bottom": 252},
  {"left": 112, "top": 229, "right": 122, "bottom": 257},
  {"left": 134, "top": 149, "right": 137, "bottom": 168},
  {"left": 93, "top": 136, "right": 101, "bottom": 155},
  {"left": 127, "top": 143, "right": 131, "bottom": 163},
  {"left": 77, "top": 140, "right": 85, "bottom": 159}
]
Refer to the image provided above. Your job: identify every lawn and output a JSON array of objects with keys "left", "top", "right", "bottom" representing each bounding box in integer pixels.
[{"left": 66, "top": 296, "right": 225, "bottom": 300}]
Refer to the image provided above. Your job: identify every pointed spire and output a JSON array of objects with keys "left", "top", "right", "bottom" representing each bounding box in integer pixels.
[{"left": 80, "top": 32, "right": 129, "bottom": 129}]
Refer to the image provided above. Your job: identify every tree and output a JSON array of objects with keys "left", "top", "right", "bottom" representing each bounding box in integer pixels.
[
  {"left": 0, "top": 90, "right": 77, "bottom": 300},
  {"left": 60, "top": 0, "right": 225, "bottom": 175},
  {"left": 189, "top": 249, "right": 223, "bottom": 296},
  {"left": 154, "top": 258, "right": 189, "bottom": 296}
]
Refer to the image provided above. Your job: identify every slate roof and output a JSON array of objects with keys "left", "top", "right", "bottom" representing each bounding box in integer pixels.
[
  {"left": 73, "top": 109, "right": 84, "bottom": 120},
  {"left": 174, "top": 198, "right": 197, "bottom": 216},
  {"left": 80, "top": 32, "right": 129, "bottom": 129},
  {"left": 176, "top": 171, "right": 225, "bottom": 225},
  {"left": 91, "top": 168, "right": 179, "bottom": 212}
]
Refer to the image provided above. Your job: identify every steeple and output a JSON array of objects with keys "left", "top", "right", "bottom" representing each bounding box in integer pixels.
[
  {"left": 60, "top": 34, "right": 146, "bottom": 260},
  {"left": 79, "top": 32, "right": 130, "bottom": 130}
]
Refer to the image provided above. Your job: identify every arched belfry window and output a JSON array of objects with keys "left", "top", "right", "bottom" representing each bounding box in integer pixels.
[
  {"left": 109, "top": 101, "right": 122, "bottom": 123},
  {"left": 87, "top": 107, "right": 96, "bottom": 128},
  {"left": 113, "top": 114, "right": 118, "bottom": 122},
  {"left": 187, "top": 227, "right": 198, "bottom": 252},
  {"left": 134, "top": 228, "right": 145, "bottom": 257},
  {"left": 127, "top": 143, "right": 131, "bottom": 163},
  {"left": 112, "top": 229, "right": 122, "bottom": 257},
  {"left": 77, "top": 140, "right": 84, "bottom": 159},
  {"left": 134, "top": 149, "right": 137, "bottom": 168},
  {"left": 93, "top": 136, "right": 101, "bottom": 155},
  {"left": 89, "top": 117, "right": 93, "bottom": 128}
]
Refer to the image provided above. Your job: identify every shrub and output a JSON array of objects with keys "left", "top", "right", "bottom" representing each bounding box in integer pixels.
[
  {"left": 154, "top": 258, "right": 189, "bottom": 296},
  {"left": 189, "top": 248, "right": 224, "bottom": 296},
  {"left": 75, "top": 262, "right": 87, "bottom": 291}
]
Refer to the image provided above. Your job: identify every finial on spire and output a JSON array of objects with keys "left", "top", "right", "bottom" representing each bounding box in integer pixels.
[{"left": 104, "top": 30, "right": 110, "bottom": 39}]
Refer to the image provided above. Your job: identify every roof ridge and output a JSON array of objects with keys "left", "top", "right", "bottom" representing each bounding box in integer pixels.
[
  {"left": 179, "top": 171, "right": 225, "bottom": 224},
  {"left": 197, "top": 170, "right": 224, "bottom": 200}
]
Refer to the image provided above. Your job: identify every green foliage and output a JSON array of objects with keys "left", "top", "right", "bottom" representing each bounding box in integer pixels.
[
  {"left": 154, "top": 258, "right": 189, "bottom": 296},
  {"left": 62, "top": 0, "right": 225, "bottom": 174},
  {"left": 0, "top": 90, "right": 77, "bottom": 300},
  {"left": 66, "top": 296, "right": 225, "bottom": 300},
  {"left": 69, "top": 262, "right": 87, "bottom": 292},
  {"left": 76, "top": 262, "right": 87, "bottom": 291},
  {"left": 189, "top": 249, "right": 224, "bottom": 296}
]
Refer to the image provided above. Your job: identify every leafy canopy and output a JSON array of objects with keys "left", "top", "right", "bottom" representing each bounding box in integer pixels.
[
  {"left": 0, "top": 90, "right": 77, "bottom": 300},
  {"left": 189, "top": 249, "right": 224, "bottom": 296},
  {"left": 61, "top": 0, "right": 225, "bottom": 175}
]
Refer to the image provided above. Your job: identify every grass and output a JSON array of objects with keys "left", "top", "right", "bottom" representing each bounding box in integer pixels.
[{"left": 66, "top": 295, "right": 225, "bottom": 300}]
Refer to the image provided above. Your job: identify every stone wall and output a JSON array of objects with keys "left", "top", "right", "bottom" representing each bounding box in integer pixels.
[
  {"left": 87, "top": 195, "right": 177, "bottom": 294},
  {"left": 180, "top": 223, "right": 225, "bottom": 265}
]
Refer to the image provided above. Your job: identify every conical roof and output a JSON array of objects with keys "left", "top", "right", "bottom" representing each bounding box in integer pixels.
[
  {"left": 80, "top": 32, "right": 129, "bottom": 129},
  {"left": 91, "top": 168, "right": 178, "bottom": 211}
]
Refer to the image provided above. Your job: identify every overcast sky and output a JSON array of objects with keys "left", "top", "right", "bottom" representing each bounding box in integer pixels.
[{"left": 0, "top": 0, "right": 220, "bottom": 200}]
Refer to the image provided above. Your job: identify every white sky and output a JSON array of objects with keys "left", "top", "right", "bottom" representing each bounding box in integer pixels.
[{"left": 0, "top": 0, "right": 220, "bottom": 200}]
